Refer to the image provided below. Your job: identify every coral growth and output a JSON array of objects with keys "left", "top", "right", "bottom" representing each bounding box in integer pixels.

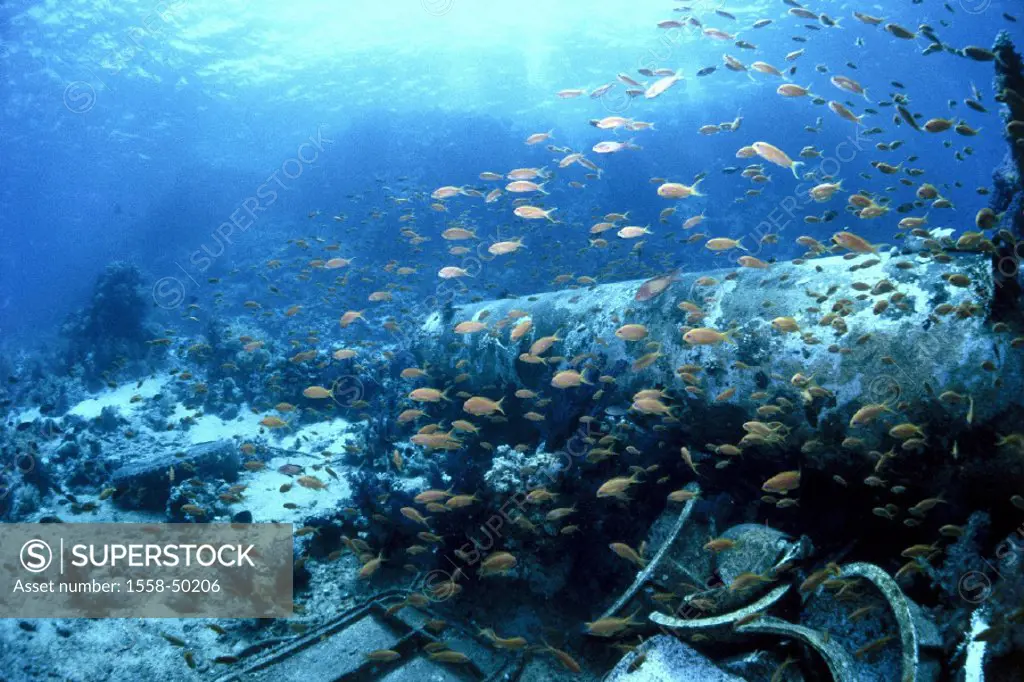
[
  {"left": 994, "top": 31, "right": 1024, "bottom": 197},
  {"left": 60, "top": 261, "right": 152, "bottom": 383},
  {"left": 991, "top": 31, "right": 1024, "bottom": 309}
]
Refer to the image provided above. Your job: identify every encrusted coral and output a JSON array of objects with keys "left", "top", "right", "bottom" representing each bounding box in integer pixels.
[
  {"left": 482, "top": 443, "right": 566, "bottom": 495},
  {"left": 991, "top": 31, "right": 1024, "bottom": 308},
  {"left": 60, "top": 261, "right": 151, "bottom": 382},
  {"left": 994, "top": 31, "right": 1024, "bottom": 193}
]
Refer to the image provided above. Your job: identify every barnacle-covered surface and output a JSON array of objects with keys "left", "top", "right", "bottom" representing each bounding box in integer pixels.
[
  {"left": 422, "top": 251, "right": 1018, "bottom": 430},
  {"left": 991, "top": 30, "right": 1024, "bottom": 306},
  {"left": 994, "top": 30, "right": 1024, "bottom": 199},
  {"left": 649, "top": 585, "right": 790, "bottom": 632}
]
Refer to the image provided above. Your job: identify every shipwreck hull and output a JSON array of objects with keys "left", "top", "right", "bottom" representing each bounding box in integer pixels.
[{"left": 420, "top": 251, "right": 1023, "bottom": 432}]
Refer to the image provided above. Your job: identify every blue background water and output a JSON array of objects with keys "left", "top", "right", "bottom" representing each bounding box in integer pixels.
[{"left": 0, "top": 0, "right": 1020, "bottom": 347}]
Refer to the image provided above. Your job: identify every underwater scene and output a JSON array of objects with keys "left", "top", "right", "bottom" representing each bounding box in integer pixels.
[{"left": 2, "top": 0, "right": 1024, "bottom": 679}]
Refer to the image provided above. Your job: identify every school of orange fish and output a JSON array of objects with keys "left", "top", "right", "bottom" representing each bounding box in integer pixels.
[{"left": 134, "top": 1, "right": 1024, "bottom": 674}]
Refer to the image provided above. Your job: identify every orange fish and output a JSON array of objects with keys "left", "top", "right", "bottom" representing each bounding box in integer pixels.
[{"left": 634, "top": 268, "right": 681, "bottom": 301}]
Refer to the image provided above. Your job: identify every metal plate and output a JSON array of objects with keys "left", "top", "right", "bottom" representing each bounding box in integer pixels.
[{"left": 214, "top": 589, "right": 523, "bottom": 682}]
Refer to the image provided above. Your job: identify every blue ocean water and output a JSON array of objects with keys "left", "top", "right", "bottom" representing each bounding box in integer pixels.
[
  {"left": 0, "top": 0, "right": 1018, "bottom": 344},
  {"left": 2, "top": 1, "right": 1024, "bottom": 680}
]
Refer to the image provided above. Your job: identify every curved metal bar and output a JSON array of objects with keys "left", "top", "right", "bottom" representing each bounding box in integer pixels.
[
  {"left": 736, "top": 615, "right": 857, "bottom": 682},
  {"left": 649, "top": 584, "right": 790, "bottom": 630},
  {"left": 842, "top": 562, "right": 919, "bottom": 682},
  {"left": 598, "top": 482, "right": 701, "bottom": 621}
]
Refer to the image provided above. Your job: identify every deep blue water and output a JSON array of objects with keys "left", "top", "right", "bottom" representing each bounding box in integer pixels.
[{"left": 0, "top": 0, "right": 1021, "bottom": 347}]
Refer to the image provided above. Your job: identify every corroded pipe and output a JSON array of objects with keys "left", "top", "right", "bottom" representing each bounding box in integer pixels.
[{"left": 420, "top": 252, "right": 1021, "bottom": 429}]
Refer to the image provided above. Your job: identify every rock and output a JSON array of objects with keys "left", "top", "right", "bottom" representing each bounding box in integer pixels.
[
  {"left": 95, "top": 405, "right": 125, "bottom": 433},
  {"left": 53, "top": 440, "right": 81, "bottom": 463},
  {"left": 111, "top": 441, "right": 240, "bottom": 510},
  {"left": 522, "top": 551, "right": 571, "bottom": 599},
  {"left": 717, "top": 523, "right": 794, "bottom": 587},
  {"left": 59, "top": 261, "right": 150, "bottom": 382},
  {"left": 606, "top": 635, "right": 744, "bottom": 681},
  {"left": 10, "top": 485, "right": 42, "bottom": 518}
]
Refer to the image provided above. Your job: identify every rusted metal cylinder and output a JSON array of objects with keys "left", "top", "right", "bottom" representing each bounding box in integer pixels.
[{"left": 419, "top": 252, "right": 1021, "bottom": 430}]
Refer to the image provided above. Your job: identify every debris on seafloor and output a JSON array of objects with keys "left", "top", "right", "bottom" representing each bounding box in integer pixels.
[{"left": 3, "top": 12, "right": 1024, "bottom": 682}]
